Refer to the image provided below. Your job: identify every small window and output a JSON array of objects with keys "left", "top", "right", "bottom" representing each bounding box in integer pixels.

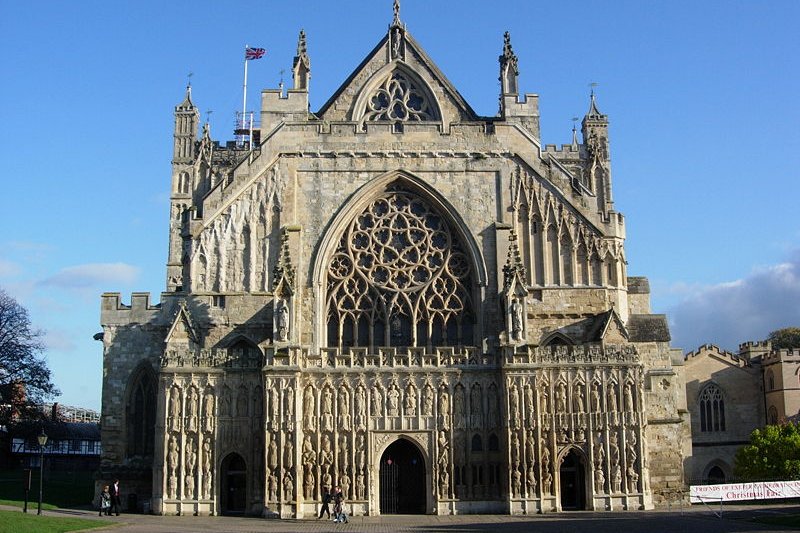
[
  {"left": 768, "top": 405, "right": 778, "bottom": 425},
  {"left": 767, "top": 370, "right": 775, "bottom": 391},
  {"left": 699, "top": 384, "right": 725, "bottom": 432},
  {"left": 212, "top": 295, "right": 226, "bottom": 308},
  {"left": 488, "top": 433, "right": 499, "bottom": 452},
  {"left": 471, "top": 434, "right": 483, "bottom": 452}
]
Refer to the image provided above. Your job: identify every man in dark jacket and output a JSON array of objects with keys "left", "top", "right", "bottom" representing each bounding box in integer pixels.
[
  {"left": 318, "top": 487, "right": 332, "bottom": 519},
  {"left": 109, "top": 479, "right": 122, "bottom": 516}
]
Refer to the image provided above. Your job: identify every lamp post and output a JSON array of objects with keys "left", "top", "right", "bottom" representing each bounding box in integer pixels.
[{"left": 37, "top": 429, "right": 48, "bottom": 515}]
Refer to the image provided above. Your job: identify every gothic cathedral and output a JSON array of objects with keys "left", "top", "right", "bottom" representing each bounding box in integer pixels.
[{"left": 99, "top": 8, "right": 689, "bottom": 517}]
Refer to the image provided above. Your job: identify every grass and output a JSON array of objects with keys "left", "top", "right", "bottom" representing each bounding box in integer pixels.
[
  {"left": 0, "top": 509, "right": 114, "bottom": 533},
  {"left": 0, "top": 469, "right": 95, "bottom": 509},
  {"left": 752, "top": 514, "right": 800, "bottom": 529},
  {"left": 0, "top": 498, "right": 57, "bottom": 510}
]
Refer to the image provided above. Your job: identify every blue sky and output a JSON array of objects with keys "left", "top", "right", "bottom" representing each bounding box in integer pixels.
[{"left": 1, "top": 1, "right": 799, "bottom": 410}]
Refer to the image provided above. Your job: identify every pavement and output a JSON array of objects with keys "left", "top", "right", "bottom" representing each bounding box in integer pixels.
[{"left": 4, "top": 503, "right": 800, "bottom": 533}]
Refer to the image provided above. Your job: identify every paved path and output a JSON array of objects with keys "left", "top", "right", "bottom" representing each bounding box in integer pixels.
[{"left": 17, "top": 504, "right": 800, "bottom": 533}]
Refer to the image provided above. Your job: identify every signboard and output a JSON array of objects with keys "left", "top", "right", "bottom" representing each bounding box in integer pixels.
[{"left": 690, "top": 481, "right": 800, "bottom": 503}]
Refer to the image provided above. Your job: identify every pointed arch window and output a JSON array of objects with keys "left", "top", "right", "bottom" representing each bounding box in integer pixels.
[
  {"left": 127, "top": 366, "right": 156, "bottom": 457},
  {"left": 326, "top": 183, "right": 474, "bottom": 352},
  {"left": 699, "top": 384, "right": 725, "bottom": 433}
]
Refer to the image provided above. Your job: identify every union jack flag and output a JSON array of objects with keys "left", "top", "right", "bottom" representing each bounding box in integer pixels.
[{"left": 245, "top": 47, "right": 266, "bottom": 60}]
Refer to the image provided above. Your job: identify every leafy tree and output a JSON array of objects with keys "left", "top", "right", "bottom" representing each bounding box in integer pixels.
[
  {"left": 0, "top": 288, "right": 59, "bottom": 424},
  {"left": 767, "top": 327, "right": 800, "bottom": 350},
  {"left": 734, "top": 422, "right": 800, "bottom": 481}
]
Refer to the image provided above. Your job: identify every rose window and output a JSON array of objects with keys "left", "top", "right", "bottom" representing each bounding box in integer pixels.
[
  {"left": 363, "top": 72, "right": 436, "bottom": 123},
  {"left": 326, "top": 184, "right": 474, "bottom": 350}
]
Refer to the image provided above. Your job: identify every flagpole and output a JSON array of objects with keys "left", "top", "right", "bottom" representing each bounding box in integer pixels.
[{"left": 242, "top": 44, "right": 249, "bottom": 146}]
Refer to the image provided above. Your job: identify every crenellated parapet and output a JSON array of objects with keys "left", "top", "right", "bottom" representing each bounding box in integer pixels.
[{"left": 684, "top": 344, "right": 750, "bottom": 367}]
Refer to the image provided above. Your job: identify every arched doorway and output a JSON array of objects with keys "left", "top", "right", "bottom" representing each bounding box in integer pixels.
[
  {"left": 559, "top": 449, "right": 586, "bottom": 510},
  {"left": 707, "top": 465, "right": 726, "bottom": 484},
  {"left": 379, "top": 439, "right": 426, "bottom": 514},
  {"left": 220, "top": 453, "right": 247, "bottom": 515}
]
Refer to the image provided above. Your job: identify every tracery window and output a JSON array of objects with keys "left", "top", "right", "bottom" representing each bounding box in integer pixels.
[
  {"left": 326, "top": 183, "right": 474, "bottom": 351},
  {"left": 699, "top": 384, "right": 725, "bottom": 432},
  {"left": 127, "top": 366, "right": 156, "bottom": 457},
  {"left": 363, "top": 71, "right": 436, "bottom": 123}
]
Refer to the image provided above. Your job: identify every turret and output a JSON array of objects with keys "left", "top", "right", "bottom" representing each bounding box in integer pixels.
[
  {"left": 173, "top": 85, "right": 199, "bottom": 163},
  {"left": 167, "top": 85, "right": 199, "bottom": 293},
  {"left": 581, "top": 91, "right": 613, "bottom": 213},
  {"left": 498, "top": 32, "right": 540, "bottom": 140}
]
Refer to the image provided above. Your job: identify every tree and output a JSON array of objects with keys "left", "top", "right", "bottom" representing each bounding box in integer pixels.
[
  {"left": 734, "top": 422, "right": 800, "bottom": 481},
  {"left": 0, "top": 288, "right": 59, "bottom": 423},
  {"left": 767, "top": 327, "right": 800, "bottom": 350}
]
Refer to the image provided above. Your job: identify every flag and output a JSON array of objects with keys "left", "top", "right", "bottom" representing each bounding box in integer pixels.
[{"left": 245, "top": 47, "right": 266, "bottom": 60}]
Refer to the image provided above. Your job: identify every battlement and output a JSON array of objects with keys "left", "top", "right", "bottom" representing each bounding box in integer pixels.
[
  {"left": 761, "top": 348, "right": 800, "bottom": 365},
  {"left": 739, "top": 340, "right": 771, "bottom": 350},
  {"left": 100, "top": 292, "right": 164, "bottom": 326},
  {"left": 543, "top": 144, "right": 581, "bottom": 155},
  {"left": 502, "top": 93, "right": 539, "bottom": 118},
  {"left": 684, "top": 343, "right": 747, "bottom": 366}
]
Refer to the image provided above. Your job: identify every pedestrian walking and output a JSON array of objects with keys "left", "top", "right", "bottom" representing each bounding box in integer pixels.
[
  {"left": 99, "top": 485, "right": 111, "bottom": 516},
  {"left": 109, "top": 478, "right": 122, "bottom": 516},
  {"left": 333, "top": 485, "right": 348, "bottom": 523},
  {"left": 318, "top": 486, "right": 332, "bottom": 519}
]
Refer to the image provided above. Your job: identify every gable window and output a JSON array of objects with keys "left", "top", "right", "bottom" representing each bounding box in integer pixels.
[
  {"left": 363, "top": 71, "right": 436, "bottom": 124},
  {"left": 699, "top": 384, "right": 725, "bottom": 432}
]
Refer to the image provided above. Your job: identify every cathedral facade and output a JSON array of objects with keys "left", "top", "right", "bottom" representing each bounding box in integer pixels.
[{"left": 99, "top": 8, "right": 689, "bottom": 517}]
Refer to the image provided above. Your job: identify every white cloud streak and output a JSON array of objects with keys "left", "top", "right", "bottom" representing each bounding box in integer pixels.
[
  {"left": 668, "top": 251, "right": 800, "bottom": 351},
  {"left": 40, "top": 263, "right": 140, "bottom": 289}
]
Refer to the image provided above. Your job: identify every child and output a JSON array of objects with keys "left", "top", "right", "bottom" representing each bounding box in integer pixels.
[{"left": 99, "top": 485, "right": 111, "bottom": 516}]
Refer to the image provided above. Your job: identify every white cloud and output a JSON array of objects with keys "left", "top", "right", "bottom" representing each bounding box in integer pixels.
[
  {"left": 668, "top": 251, "right": 800, "bottom": 351},
  {"left": 43, "top": 328, "right": 77, "bottom": 352},
  {"left": 0, "top": 258, "right": 20, "bottom": 277},
  {"left": 40, "top": 263, "right": 140, "bottom": 289}
]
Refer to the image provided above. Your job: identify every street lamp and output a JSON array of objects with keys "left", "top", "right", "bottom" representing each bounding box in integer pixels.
[{"left": 37, "top": 429, "right": 47, "bottom": 516}]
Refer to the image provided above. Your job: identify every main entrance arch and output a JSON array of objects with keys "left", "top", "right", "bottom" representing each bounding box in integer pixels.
[
  {"left": 559, "top": 449, "right": 586, "bottom": 510},
  {"left": 379, "top": 439, "right": 426, "bottom": 514},
  {"left": 220, "top": 453, "right": 247, "bottom": 515}
]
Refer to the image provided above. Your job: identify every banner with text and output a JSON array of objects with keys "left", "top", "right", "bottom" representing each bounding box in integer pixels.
[{"left": 690, "top": 481, "right": 800, "bottom": 503}]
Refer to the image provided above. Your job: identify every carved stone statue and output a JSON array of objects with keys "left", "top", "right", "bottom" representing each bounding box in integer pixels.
[
  {"left": 283, "top": 471, "right": 294, "bottom": 502},
  {"left": 453, "top": 385, "right": 465, "bottom": 428},
  {"left": 275, "top": 298, "right": 289, "bottom": 341},
  {"left": 539, "top": 387, "right": 549, "bottom": 414},
  {"left": 438, "top": 388, "right": 451, "bottom": 430},
  {"left": 573, "top": 385, "right": 585, "bottom": 414},
  {"left": 304, "top": 469, "right": 315, "bottom": 500},
  {"left": 268, "top": 438, "right": 278, "bottom": 471},
  {"left": 340, "top": 472, "right": 351, "bottom": 500},
  {"left": 268, "top": 473, "right": 277, "bottom": 502},
  {"left": 169, "top": 387, "right": 181, "bottom": 432},
  {"left": 510, "top": 297, "right": 523, "bottom": 341},
  {"left": 355, "top": 387, "right": 367, "bottom": 429},
  {"left": 284, "top": 434, "right": 294, "bottom": 470},
  {"left": 371, "top": 386, "right": 383, "bottom": 416},
  {"left": 320, "top": 434, "right": 334, "bottom": 470},
  {"left": 590, "top": 382, "right": 601, "bottom": 412},
  {"left": 470, "top": 385, "right": 482, "bottom": 427},
  {"left": 356, "top": 434, "right": 366, "bottom": 470},
  {"left": 594, "top": 466, "right": 605, "bottom": 493},
  {"left": 321, "top": 388, "right": 334, "bottom": 431},
  {"left": 437, "top": 430, "right": 449, "bottom": 467},
  {"left": 202, "top": 437, "right": 212, "bottom": 499},
  {"left": 612, "top": 464, "right": 622, "bottom": 493},
  {"left": 624, "top": 382, "right": 635, "bottom": 412},
  {"left": 387, "top": 385, "right": 400, "bottom": 417},
  {"left": 512, "top": 469, "right": 522, "bottom": 497},
  {"left": 302, "top": 434, "right": 316, "bottom": 466},
  {"left": 338, "top": 388, "right": 351, "bottom": 430},
  {"left": 422, "top": 385, "right": 434, "bottom": 416},
  {"left": 404, "top": 384, "right": 417, "bottom": 416},
  {"left": 236, "top": 386, "right": 248, "bottom": 418},
  {"left": 304, "top": 387, "right": 316, "bottom": 431},
  {"left": 168, "top": 435, "right": 179, "bottom": 477},
  {"left": 203, "top": 391, "right": 215, "bottom": 433},
  {"left": 356, "top": 472, "right": 366, "bottom": 500},
  {"left": 627, "top": 465, "right": 639, "bottom": 493},
  {"left": 607, "top": 383, "right": 618, "bottom": 413},
  {"left": 439, "top": 469, "right": 449, "bottom": 497},
  {"left": 338, "top": 434, "right": 350, "bottom": 472},
  {"left": 555, "top": 382, "right": 567, "bottom": 413},
  {"left": 510, "top": 431, "right": 521, "bottom": 466}
]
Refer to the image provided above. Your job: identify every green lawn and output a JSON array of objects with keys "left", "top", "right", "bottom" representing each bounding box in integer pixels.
[
  {"left": 0, "top": 509, "right": 113, "bottom": 533},
  {"left": 0, "top": 469, "right": 95, "bottom": 509}
]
